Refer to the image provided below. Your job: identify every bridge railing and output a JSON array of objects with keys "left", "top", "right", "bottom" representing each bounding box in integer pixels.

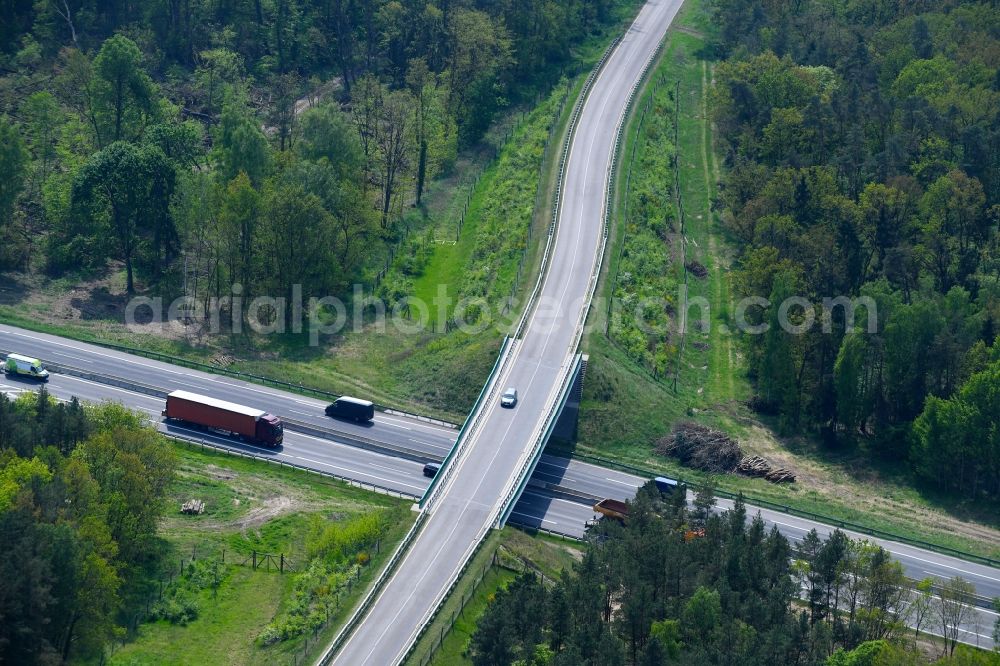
[
  {"left": 419, "top": 336, "right": 515, "bottom": 511},
  {"left": 496, "top": 354, "right": 584, "bottom": 528}
]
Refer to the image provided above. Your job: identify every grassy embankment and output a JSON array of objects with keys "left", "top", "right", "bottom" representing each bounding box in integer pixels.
[
  {"left": 403, "top": 529, "right": 581, "bottom": 666},
  {"left": 102, "top": 443, "right": 412, "bottom": 666},
  {"left": 574, "top": 0, "right": 1000, "bottom": 560},
  {"left": 0, "top": 2, "right": 642, "bottom": 425}
]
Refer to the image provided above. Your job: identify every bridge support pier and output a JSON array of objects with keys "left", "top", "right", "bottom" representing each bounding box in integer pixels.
[{"left": 551, "top": 354, "right": 587, "bottom": 442}]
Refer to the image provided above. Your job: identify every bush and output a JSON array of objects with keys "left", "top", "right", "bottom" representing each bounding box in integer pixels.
[{"left": 609, "top": 81, "right": 679, "bottom": 374}]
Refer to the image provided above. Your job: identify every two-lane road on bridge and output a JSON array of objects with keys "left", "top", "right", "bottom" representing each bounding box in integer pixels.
[{"left": 329, "top": 0, "right": 687, "bottom": 662}]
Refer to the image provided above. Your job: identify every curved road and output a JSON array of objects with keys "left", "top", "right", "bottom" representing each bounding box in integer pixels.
[{"left": 330, "top": 1, "right": 686, "bottom": 662}]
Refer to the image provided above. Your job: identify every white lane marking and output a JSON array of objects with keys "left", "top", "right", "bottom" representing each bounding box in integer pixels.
[
  {"left": 370, "top": 463, "right": 405, "bottom": 472},
  {"left": 605, "top": 477, "right": 639, "bottom": 487},
  {"left": 519, "top": 490, "right": 589, "bottom": 506},
  {"left": 509, "top": 511, "right": 558, "bottom": 525},
  {"left": 290, "top": 455, "right": 424, "bottom": 491},
  {"left": 58, "top": 374, "right": 164, "bottom": 400},
  {"left": 772, "top": 520, "right": 809, "bottom": 532},
  {"left": 54, "top": 353, "right": 92, "bottom": 363},
  {"left": 289, "top": 409, "right": 314, "bottom": 416},
  {"left": 378, "top": 414, "right": 455, "bottom": 434},
  {"left": 895, "top": 552, "right": 1000, "bottom": 583}
]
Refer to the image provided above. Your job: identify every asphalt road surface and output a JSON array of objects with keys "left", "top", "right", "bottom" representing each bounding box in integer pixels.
[
  {"left": 0, "top": 322, "right": 457, "bottom": 457},
  {"left": 330, "top": 0, "right": 688, "bottom": 662},
  {"left": 2, "top": 355, "right": 996, "bottom": 649}
]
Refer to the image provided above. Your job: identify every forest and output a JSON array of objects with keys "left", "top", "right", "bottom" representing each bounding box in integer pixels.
[
  {"left": 0, "top": 0, "right": 632, "bottom": 324},
  {"left": 0, "top": 390, "right": 176, "bottom": 662},
  {"left": 708, "top": 0, "right": 1000, "bottom": 501},
  {"left": 469, "top": 485, "right": 996, "bottom": 665}
]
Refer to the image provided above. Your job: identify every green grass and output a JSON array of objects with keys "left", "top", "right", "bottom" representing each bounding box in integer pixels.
[
  {"left": 0, "top": 1, "right": 648, "bottom": 425},
  {"left": 574, "top": 0, "right": 1000, "bottom": 562},
  {"left": 102, "top": 441, "right": 414, "bottom": 666},
  {"left": 404, "top": 528, "right": 582, "bottom": 666},
  {"left": 605, "top": 62, "right": 679, "bottom": 376},
  {"left": 107, "top": 568, "right": 293, "bottom": 666}
]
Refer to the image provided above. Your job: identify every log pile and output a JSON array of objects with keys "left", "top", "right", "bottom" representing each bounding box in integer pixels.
[
  {"left": 656, "top": 422, "right": 743, "bottom": 473},
  {"left": 737, "top": 456, "right": 797, "bottom": 483},
  {"left": 685, "top": 260, "right": 709, "bottom": 278},
  {"left": 656, "top": 423, "right": 797, "bottom": 484},
  {"left": 181, "top": 499, "right": 205, "bottom": 515}
]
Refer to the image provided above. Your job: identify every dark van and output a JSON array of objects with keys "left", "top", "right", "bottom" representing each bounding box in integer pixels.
[
  {"left": 325, "top": 396, "right": 375, "bottom": 423},
  {"left": 423, "top": 462, "right": 441, "bottom": 478},
  {"left": 653, "top": 476, "right": 679, "bottom": 495}
]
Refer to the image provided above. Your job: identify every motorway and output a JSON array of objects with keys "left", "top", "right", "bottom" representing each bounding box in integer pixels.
[
  {"left": 0, "top": 322, "right": 457, "bottom": 458},
  {"left": 2, "top": 329, "right": 999, "bottom": 650}
]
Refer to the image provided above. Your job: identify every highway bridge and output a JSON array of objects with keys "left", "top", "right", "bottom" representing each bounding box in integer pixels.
[
  {"left": 1, "top": 0, "right": 998, "bottom": 652},
  {"left": 3, "top": 326, "right": 996, "bottom": 651}
]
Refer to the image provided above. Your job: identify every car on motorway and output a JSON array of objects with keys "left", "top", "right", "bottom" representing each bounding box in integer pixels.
[
  {"left": 500, "top": 387, "right": 518, "bottom": 408},
  {"left": 3, "top": 353, "right": 49, "bottom": 381},
  {"left": 423, "top": 462, "right": 441, "bottom": 478},
  {"left": 325, "top": 396, "right": 375, "bottom": 422}
]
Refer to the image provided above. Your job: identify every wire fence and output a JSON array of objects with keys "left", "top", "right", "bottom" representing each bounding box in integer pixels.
[
  {"left": 411, "top": 545, "right": 558, "bottom": 666},
  {"left": 102, "top": 541, "right": 323, "bottom": 663},
  {"left": 102, "top": 529, "right": 390, "bottom": 665}
]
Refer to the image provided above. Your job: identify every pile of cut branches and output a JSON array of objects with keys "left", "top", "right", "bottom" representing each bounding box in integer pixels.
[
  {"left": 737, "top": 456, "right": 796, "bottom": 483},
  {"left": 685, "top": 260, "right": 708, "bottom": 278},
  {"left": 656, "top": 422, "right": 743, "bottom": 473},
  {"left": 656, "top": 423, "right": 796, "bottom": 484}
]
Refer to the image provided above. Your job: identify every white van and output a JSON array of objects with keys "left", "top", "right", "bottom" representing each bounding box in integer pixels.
[{"left": 3, "top": 354, "right": 50, "bottom": 381}]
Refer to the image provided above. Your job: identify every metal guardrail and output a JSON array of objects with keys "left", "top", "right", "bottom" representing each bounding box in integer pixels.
[
  {"left": 163, "top": 429, "right": 420, "bottom": 502},
  {"left": 318, "top": 512, "right": 430, "bottom": 665},
  {"left": 496, "top": 354, "right": 584, "bottom": 527},
  {"left": 0, "top": 337, "right": 458, "bottom": 428},
  {"left": 35, "top": 359, "right": 440, "bottom": 464},
  {"left": 418, "top": 336, "right": 513, "bottom": 510},
  {"left": 570, "top": 452, "right": 1000, "bottom": 569},
  {"left": 511, "top": 36, "right": 622, "bottom": 342}
]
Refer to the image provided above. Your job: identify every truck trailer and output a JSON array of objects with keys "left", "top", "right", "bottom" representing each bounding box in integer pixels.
[
  {"left": 162, "top": 390, "right": 283, "bottom": 447},
  {"left": 593, "top": 498, "right": 630, "bottom": 523}
]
